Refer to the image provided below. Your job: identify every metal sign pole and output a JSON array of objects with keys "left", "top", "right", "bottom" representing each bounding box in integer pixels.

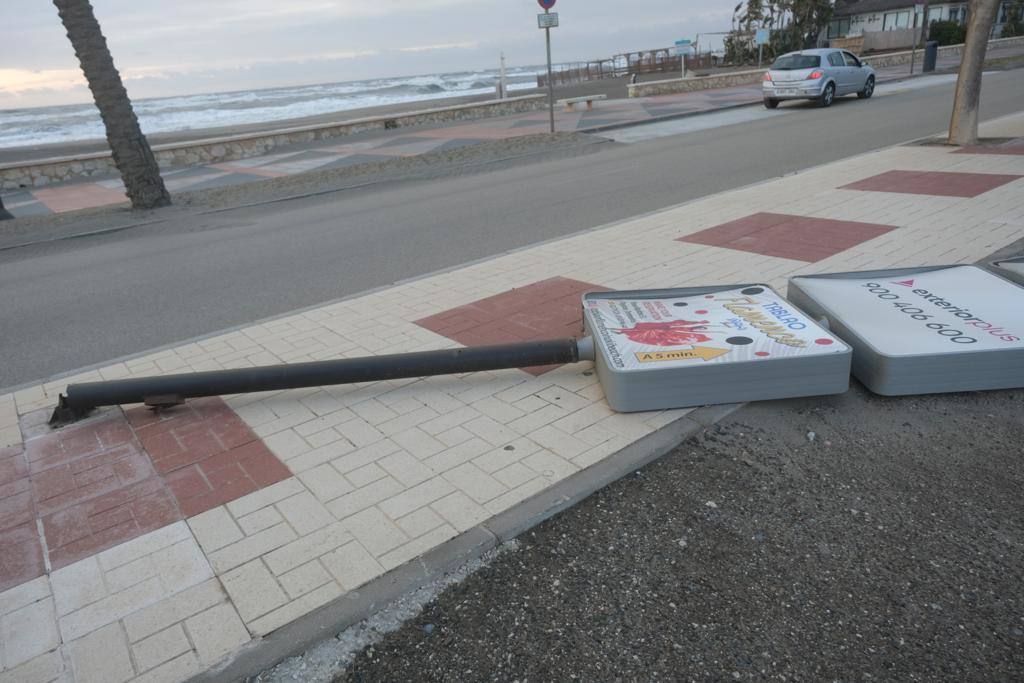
[{"left": 545, "top": 9, "right": 555, "bottom": 133}]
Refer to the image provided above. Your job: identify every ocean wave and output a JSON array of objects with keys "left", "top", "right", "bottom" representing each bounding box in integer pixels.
[{"left": 0, "top": 66, "right": 546, "bottom": 148}]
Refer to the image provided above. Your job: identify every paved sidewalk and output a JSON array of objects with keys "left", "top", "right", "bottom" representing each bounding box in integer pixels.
[
  {"left": 1, "top": 112, "right": 1022, "bottom": 683},
  {"left": 4, "top": 45, "right": 1020, "bottom": 219}
]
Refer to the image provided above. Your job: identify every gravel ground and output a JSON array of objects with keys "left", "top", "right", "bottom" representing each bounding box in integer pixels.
[{"left": 315, "top": 382, "right": 1024, "bottom": 682}]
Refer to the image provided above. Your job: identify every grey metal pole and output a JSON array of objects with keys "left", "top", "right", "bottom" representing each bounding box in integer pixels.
[
  {"left": 910, "top": 9, "right": 920, "bottom": 74},
  {"left": 758, "top": 43, "right": 764, "bottom": 69},
  {"left": 545, "top": 9, "right": 555, "bottom": 133}
]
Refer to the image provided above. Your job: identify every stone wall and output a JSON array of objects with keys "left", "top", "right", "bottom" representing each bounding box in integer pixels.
[
  {"left": 626, "top": 68, "right": 765, "bottom": 98},
  {"left": 628, "top": 35, "right": 1024, "bottom": 99},
  {"left": 0, "top": 95, "right": 547, "bottom": 190}
]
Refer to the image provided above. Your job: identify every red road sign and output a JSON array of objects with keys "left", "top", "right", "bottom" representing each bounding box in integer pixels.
[{"left": 538, "top": 0, "right": 556, "bottom": 9}]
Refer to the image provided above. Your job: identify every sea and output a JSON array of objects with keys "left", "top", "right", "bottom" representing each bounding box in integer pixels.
[{"left": 0, "top": 65, "right": 544, "bottom": 149}]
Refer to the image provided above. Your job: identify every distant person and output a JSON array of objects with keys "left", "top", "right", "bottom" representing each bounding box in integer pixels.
[{"left": 630, "top": 73, "right": 639, "bottom": 85}]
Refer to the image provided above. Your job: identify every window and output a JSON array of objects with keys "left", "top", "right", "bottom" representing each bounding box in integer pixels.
[
  {"left": 827, "top": 18, "right": 852, "bottom": 38},
  {"left": 843, "top": 52, "right": 862, "bottom": 67},
  {"left": 927, "top": 7, "right": 943, "bottom": 23},
  {"left": 828, "top": 52, "right": 846, "bottom": 67},
  {"left": 771, "top": 54, "right": 822, "bottom": 70},
  {"left": 883, "top": 11, "right": 911, "bottom": 29}
]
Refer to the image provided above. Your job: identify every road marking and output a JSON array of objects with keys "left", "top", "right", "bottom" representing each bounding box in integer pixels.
[{"left": 597, "top": 107, "right": 790, "bottom": 144}]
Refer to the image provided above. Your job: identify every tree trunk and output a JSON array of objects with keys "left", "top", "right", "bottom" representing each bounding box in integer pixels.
[
  {"left": 948, "top": 0, "right": 1001, "bottom": 145},
  {"left": 53, "top": 0, "right": 170, "bottom": 209}
]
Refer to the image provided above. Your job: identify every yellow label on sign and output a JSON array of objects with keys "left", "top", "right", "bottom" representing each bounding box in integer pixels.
[{"left": 635, "top": 346, "right": 730, "bottom": 363}]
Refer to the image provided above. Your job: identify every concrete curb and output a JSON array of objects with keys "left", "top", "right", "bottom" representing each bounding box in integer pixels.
[{"left": 190, "top": 402, "right": 744, "bottom": 682}]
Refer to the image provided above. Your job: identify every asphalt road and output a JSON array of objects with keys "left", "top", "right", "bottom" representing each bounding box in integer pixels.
[
  {"left": 2, "top": 71, "right": 1023, "bottom": 390},
  {"left": 327, "top": 382, "right": 1024, "bottom": 682}
]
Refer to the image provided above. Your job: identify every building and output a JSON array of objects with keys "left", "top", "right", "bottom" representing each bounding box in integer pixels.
[{"left": 829, "top": 0, "right": 1015, "bottom": 40}]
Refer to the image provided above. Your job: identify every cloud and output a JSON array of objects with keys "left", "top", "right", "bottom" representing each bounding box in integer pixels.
[{"left": 1, "top": 0, "right": 737, "bottom": 108}]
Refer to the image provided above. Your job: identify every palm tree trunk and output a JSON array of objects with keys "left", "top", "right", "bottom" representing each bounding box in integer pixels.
[
  {"left": 53, "top": 0, "right": 170, "bottom": 209},
  {"left": 948, "top": 0, "right": 1001, "bottom": 145}
]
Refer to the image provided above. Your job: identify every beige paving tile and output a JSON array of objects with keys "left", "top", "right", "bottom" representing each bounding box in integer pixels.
[
  {"left": 0, "top": 649, "right": 66, "bottom": 683},
  {"left": 68, "top": 622, "right": 134, "bottom": 682},
  {"left": 131, "top": 624, "right": 191, "bottom": 673},
  {"left": 122, "top": 579, "right": 225, "bottom": 643},
  {"left": 219, "top": 560, "right": 288, "bottom": 623},
  {"left": 262, "top": 522, "right": 353, "bottom": 576},
  {"left": 321, "top": 541, "right": 385, "bottom": 591},
  {"left": 341, "top": 507, "right": 408, "bottom": 557},
  {"left": 207, "top": 522, "right": 297, "bottom": 574},
  {"left": 184, "top": 603, "right": 250, "bottom": 664},
  {"left": 0, "top": 596, "right": 59, "bottom": 671}
]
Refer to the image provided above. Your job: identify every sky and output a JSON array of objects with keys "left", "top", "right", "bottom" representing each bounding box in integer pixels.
[{"left": 0, "top": 0, "right": 735, "bottom": 110}]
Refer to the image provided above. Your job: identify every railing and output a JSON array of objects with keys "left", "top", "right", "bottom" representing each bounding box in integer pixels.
[{"left": 537, "top": 50, "right": 721, "bottom": 87}]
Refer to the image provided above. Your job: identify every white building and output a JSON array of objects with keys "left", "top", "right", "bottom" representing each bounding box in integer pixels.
[{"left": 829, "top": 0, "right": 1015, "bottom": 39}]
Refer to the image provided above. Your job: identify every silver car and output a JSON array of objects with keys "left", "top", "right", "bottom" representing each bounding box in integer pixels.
[{"left": 762, "top": 48, "right": 876, "bottom": 109}]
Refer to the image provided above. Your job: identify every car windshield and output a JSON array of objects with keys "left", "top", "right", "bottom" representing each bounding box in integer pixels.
[{"left": 771, "top": 54, "right": 821, "bottom": 70}]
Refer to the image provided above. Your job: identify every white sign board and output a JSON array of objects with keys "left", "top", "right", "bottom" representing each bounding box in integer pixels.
[
  {"left": 792, "top": 267, "right": 1023, "bottom": 355},
  {"left": 583, "top": 286, "right": 851, "bottom": 411},
  {"left": 788, "top": 265, "right": 1024, "bottom": 396},
  {"left": 538, "top": 12, "right": 559, "bottom": 28}
]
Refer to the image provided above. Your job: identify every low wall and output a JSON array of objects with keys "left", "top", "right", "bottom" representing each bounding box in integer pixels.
[
  {"left": 0, "top": 95, "right": 546, "bottom": 190},
  {"left": 628, "top": 35, "right": 1024, "bottom": 99},
  {"left": 627, "top": 68, "right": 764, "bottom": 98},
  {"left": 863, "top": 28, "right": 918, "bottom": 53}
]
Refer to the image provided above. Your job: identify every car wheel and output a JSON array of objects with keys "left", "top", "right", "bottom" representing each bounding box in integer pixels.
[
  {"left": 858, "top": 76, "right": 875, "bottom": 99},
  {"left": 818, "top": 82, "right": 836, "bottom": 108},
  {"left": 764, "top": 98, "right": 780, "bottom": 109}
]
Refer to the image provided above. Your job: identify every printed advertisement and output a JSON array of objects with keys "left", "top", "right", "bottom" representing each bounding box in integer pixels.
[
  {"left": 586, "top": 286, "right": 844, "bottom": 372},
  {"left": 795, "top": 266, "right": 1024, "bottom": 355}
]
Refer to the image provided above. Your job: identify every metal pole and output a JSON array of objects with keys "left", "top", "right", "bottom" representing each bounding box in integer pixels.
[
  {"left": 758, "top": 43, "right": 764, "bottom": 69},
  {"left": 499, "top": 51, "right": 507, "bottom": 99},
  {"left": 545, "top": 9, "right": 555, "bottom": 133},
  {"left": 910, "top": 11, "right": 919, "bottom": 74},
  {"left": 917, "top": 0, "right": 931, "bottom": 70},
  {"left": 51, "top": 339, "right": 582, "bottom": 424}
]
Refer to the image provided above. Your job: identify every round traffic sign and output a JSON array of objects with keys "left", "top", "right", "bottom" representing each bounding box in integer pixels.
[{"left": 538, "top": 0, "right": 556, "bottom": 9}]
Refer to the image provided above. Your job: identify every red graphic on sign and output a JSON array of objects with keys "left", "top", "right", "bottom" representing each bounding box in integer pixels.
[
  {"left": 612, "top": 320, "right": 714, "bottom": 346},
  {"left": 892, "top": 279, "right": 916, "bottom": 287},
  {"left": 538, "top": 0, "right": 556, "bottom": 9}
]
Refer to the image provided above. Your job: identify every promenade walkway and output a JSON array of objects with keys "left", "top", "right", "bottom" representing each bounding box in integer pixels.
[
  {"left": 4, "top": 46, "right": 1019, "bottom": 219},
  {"left": 1, "top": 109, "right": 1021, "bottom": 683}
]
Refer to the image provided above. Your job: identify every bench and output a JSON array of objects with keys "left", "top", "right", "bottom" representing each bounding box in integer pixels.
[{"left": 556, "top": 94, "right": 607, "bottom": 112}]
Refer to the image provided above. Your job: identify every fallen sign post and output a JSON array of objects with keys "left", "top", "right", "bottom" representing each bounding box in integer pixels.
[
  {"left": 51, "top": 285, "right": 851, "bottom": 424},
  {"left": 788, "top": 265, "right": 1024, "bottom": 396}
]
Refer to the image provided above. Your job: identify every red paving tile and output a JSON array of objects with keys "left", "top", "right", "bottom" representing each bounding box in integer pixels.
[
  {"left": 415, "top": 277, "right": 611, "bottom": 375},
  {"left": 1, "top": 398, "right": 292, "bottom": 585},
  {"left": 839, "top": 170, "right": 1022, "bottom": 197},
  {"left": 0, "top": 446, "right": 46, "bottom": 592},
  {"left": 125, "top": 397, "right": 291, "bottom": 515},
  {"left": 677, "top": 212, "right": 897, "bottom": 263},
  {"left": 31, "top": 184, "right": 129, "bottom": 213},
  {"left": 0, "top": 522, "right": 46, "bottom": 593}
]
